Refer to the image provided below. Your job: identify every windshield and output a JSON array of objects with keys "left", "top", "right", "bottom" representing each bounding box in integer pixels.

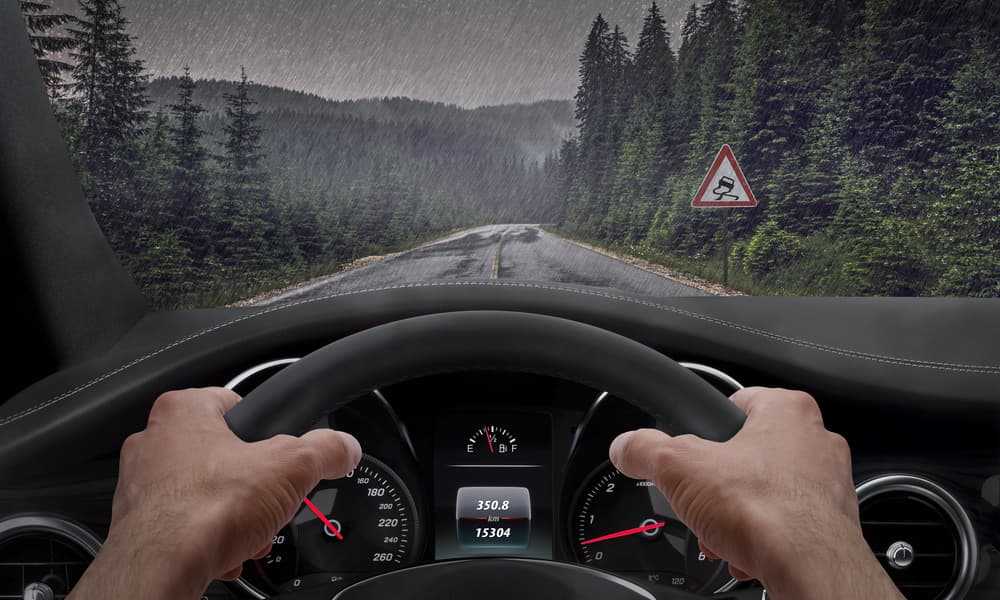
[{"left": 25, "top": 0, "right": 1000, "bottom": 308}]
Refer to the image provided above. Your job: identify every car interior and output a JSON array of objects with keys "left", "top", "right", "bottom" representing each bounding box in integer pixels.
[{"left": 1, "top": 2, "right": 998, "bottom": 600}]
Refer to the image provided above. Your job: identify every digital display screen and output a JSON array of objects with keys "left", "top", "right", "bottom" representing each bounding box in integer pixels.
[
  {"left": 433, "top": 413, "right": 552, "bottom": 559},
  {"left": 455, "top": 486, "right": 531, "bottom": 548}
]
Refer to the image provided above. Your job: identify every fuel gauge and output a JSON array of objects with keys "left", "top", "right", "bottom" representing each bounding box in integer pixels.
[{"left": 466, "top": 425, "right": 518, "bottom": 455}]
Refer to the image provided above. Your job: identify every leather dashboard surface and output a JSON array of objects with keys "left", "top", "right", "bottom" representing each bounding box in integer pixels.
[{"left": 1, "top": 282, "right": 998, "bottom": 483}]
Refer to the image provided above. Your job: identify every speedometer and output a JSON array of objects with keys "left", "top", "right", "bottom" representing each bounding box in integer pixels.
[
  {"left": 569, "top": 462, "right": 734, "bottom": 594},
  {"left": 238, "top": 455, "right": 420, "bottom": 597}
]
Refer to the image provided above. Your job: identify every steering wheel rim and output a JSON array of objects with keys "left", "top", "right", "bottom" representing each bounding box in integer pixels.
[
  {"left": 225, "top": 310, "right": 745, "bottom": 442},
  {"left": 224, "top": 310, "right": 747, "bottom": 599}
]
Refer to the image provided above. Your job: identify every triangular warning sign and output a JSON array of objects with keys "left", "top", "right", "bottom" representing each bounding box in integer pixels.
[{"left": 691, "top": 144, "right": 758, "bottom": 208}]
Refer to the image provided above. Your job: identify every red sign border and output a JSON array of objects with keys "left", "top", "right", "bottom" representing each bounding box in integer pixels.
[{"left": 691, "top": 144, "right": 758, "bottom": 208}]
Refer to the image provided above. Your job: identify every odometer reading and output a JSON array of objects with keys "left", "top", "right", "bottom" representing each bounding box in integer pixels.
[
  {"left": 456, "top": 486, "right": 531, "bottom": 548},
  {"left": 570, "top": 462, "right": 733, "bottom": 594},
  {"left": 240, "top": 455, "right": 420, "bottom": 597}
]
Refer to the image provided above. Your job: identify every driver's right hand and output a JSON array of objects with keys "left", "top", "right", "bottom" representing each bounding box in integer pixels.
[{"left": 610, "top": 387, "right": 905, "bottom": 600}]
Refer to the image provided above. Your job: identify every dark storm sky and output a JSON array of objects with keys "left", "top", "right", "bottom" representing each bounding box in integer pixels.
[{"left": 52, "top": 0, "right": 697, "bottom": 107}]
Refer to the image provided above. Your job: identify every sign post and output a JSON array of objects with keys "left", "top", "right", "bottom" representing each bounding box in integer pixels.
[{"left": 691, "top": 144, "right": 758, "bottom": 286}]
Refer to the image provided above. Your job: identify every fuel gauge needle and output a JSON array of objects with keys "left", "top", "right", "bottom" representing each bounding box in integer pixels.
[
  {"left": 484, "top": 426, "right": 494, "bottom": 453},
  {"left": 303, "top": 497, "right": 344, "bottom": 540},
  {"left": 580, "top": 521, "right": 665, "bottom": 545}
]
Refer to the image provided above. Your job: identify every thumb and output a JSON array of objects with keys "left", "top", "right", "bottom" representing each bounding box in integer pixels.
[
  {"left": 609, "top": 428, "right": 699, "bottom": 491},
  {"left": 298, "top": 429, "right": 363, "bottom": 480},
  {"left": 263, "top": 429, "right": 363, "bottom": 499}
]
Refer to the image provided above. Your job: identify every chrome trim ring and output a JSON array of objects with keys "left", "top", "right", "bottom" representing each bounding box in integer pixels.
[
  {"left": 855, "top": 474, "right": 979, "bottom": 600},
  {"left": 677, "top": 362, "right": 745, "bottom": 392},
  {"left": 225, "top": 358, "right": 301, "bottom": 392},
  {"left": 0, "top": 514, "right": 102, "bottom": 557}
]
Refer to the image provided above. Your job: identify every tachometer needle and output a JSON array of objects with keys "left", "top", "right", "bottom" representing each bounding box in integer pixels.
[
  {"left": 484, "top": 426, "right": 494, "bottom": 453},
  {"left": 580, "top": 521, "right": 665, "bottom": 545},
  {"left": 303, "top": 497, "right": 344, "bottom": 540}
]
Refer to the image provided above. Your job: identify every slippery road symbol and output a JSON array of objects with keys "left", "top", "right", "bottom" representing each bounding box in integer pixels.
[{"left": 692, "top": 145, "right": 758, "bottom": 208}]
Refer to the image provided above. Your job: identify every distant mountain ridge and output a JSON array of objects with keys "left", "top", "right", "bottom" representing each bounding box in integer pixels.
[
  {"left": 146, "top": 77, "right": 573, "bottom": 224},
  {"left": 146, "top": 78, "right": 575, "bottom": 163}
]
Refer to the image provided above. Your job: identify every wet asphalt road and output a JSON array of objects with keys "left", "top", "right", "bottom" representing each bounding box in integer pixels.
[{"left": 256, "top": 224, "right": 705, "bottom": 306}]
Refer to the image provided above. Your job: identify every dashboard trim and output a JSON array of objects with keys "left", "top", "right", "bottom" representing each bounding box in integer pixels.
[
  {"left": 0, "top": 513, "right": 103, "bottom": 556},
  {"left": 224, "top": 358, "right": 301, "bottom": 391},
  {"left": 855, "top": 473, "right": 979, "bottom": 600},
  {"left": 676, "top": 363, "right": 745, "bottom": 392}
]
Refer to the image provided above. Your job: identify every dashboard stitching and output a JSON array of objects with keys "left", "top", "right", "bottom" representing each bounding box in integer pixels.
[{"left": 1, "top": 281, "right": 998, "bottom": 429}]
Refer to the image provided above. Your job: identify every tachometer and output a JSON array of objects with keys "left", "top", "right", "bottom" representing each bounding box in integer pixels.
[
  {"left": 570, "top": 461, "right": 734, "bottom": 594},
  {"left": 238, "top": 455, "right": 420, "bottom": 597}
]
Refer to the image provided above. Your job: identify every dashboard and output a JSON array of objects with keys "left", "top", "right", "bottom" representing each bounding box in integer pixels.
[
  {"left": 227, "top": 362, "right": 745, "bottom": 598},
  {"left": 0, "top": 286, "right": 998, "bottom": 600}
]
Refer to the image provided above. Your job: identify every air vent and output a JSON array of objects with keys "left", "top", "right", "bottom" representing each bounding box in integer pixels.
[
  {"left": 0, "top": 516, "right": 101, "bottom": 599},
  {"left": 856, "top": 475, "right": 978, "bottom": 600}
]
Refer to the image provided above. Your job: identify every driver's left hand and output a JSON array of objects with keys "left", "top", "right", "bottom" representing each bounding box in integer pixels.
[{"left": 68, "top": 387, "right": 362, "bottom": 600}]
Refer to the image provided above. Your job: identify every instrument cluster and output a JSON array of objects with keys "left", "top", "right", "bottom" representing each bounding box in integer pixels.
[{"left": 226, "top": 362, "right": 747, "bottom": 598}]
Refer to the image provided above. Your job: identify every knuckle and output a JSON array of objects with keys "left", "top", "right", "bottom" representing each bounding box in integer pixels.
[
  {"left": 120, "top": 432, "right": 143, "bottom": 456},
  {"left": 269, "top": 434, "right": 302, "bottom": 455},
  {"left": 784, "top": 391, "right": 823, "bottom": 420},
  {"left": 786, "top": 390, "right": 818, "bottom": 410},
  {"left": 670, "top": 434, "right": 700, "bottom": 451},
  {"left": 150, "top": 390, "right": 187, "bottom": 416},
  {"left": 827, "top": 432, "right": 852, "bottom": 461}
]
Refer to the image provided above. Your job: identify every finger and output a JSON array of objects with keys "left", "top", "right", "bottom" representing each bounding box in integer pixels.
[
  {"left": 731, "top": 387, "right": 822, "bottom": 425},
  {"left": 729, "top": 564, "right": 752, "bottom": 581},
  {"left": 729, "top": 387, "right": 773, "bottom": 415},
  {"left": 609, "top": 429, "right": 697, "bottom": 490},
  {"left": 220, "top": 565, "right": 243, "bottom": 581},
  {"left": 252, "top": 543, "right": 272, "bottom": 560},
  {"left": 297, "top": 429, "right": 362, "bottom": 480},
  {"left": 148, "top": 388, "right": 242, "bottom": 427},
  {"left": 201, "top": 387, "right": 242, "bottom": 417},
  {"left": 698, "top": 540, "right": 720, "bottom": 561}
]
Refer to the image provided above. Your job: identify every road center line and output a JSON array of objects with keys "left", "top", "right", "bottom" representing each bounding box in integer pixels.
[{"left": 491, "top": 232, "right": 504, "bottom": 279}]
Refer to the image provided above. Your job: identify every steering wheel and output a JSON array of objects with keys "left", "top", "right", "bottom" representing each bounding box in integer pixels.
[{"left": 225, "top": 311, "right": 747, "bottom": 600}]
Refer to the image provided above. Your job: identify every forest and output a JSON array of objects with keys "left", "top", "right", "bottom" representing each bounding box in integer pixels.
[
  {"left": 20, "top": 0, "right": 567, "bottom": 308},
  {"left": 20, "top": 0, "right": 1000, "bottom": 303},
  {"left": 555, "top": 0, "right": 1000, "bottom": 297}
]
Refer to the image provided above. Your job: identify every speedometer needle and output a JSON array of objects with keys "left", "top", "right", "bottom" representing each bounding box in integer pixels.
[
  {"left": 303, "top": 497, "right": 344, "bottom": 540},
  {"left": 580, "top": 521, "right": 665, "bottom": 545}
]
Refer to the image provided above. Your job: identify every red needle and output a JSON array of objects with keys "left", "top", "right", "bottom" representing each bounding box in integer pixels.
[
  {"left": 484, "top": 426, "right": 494, "bottom": 453},
  {"left": 303, "top": 497, "right": 344, "bottom": 540},
  {"left": 580, "top": 521, "right": 665, "bottom": 545}
]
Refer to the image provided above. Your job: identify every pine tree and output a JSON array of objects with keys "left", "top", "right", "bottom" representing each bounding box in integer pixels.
[
  {"left": 727, "top": 0, "right": 837, "bottom": 234},
  {"left": 169, "top": 67, "right": 212, "bottom": 259},
  {"left": 68, "top": 0, "right": 149, "bottom": 239},
  {"left": 223, "top": 67, "right": 265, "bottom": 173},
  {"left": 607, "top": 24, "right": 633, "bottom": 146},
  {"left": 217, "top": 67, "right": 272, "bottom": 273},
  {"left": 632, "top": 2, "right": 674, "bottom": 107},
  {"left": 665, "top": 4, "right": 706, "bottom": 170},
  {"left": 688, "top": 0, "right": 738, "bottom": 165},
  {"left": 134, "top": 110, "right": 174, "bottom": 230},
  {"left": 19, "top": 0, "right": 75, "bottom": 100},
  {"left": 574, "top": 14, "right": 613, "bottom": 193},
  {"left": 928, "top": 42, "right": 1000, "bottom": 296},
  {"left": 217, "top": 68, "right": 299, "bottom": 276},
  {"left": 836, "top": 0, "right": 970, "bottom": 171}
]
